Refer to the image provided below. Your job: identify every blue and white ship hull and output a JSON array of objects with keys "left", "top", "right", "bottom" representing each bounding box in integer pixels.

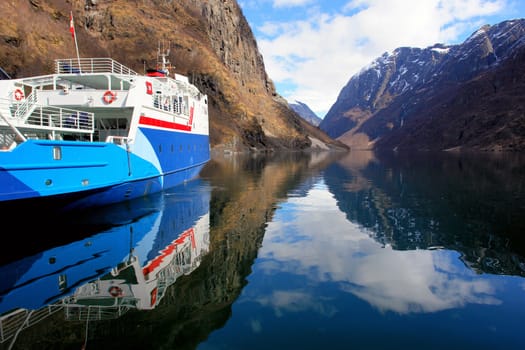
[{"left": 0, "top": 54, "right": 210, "bottom": 210}]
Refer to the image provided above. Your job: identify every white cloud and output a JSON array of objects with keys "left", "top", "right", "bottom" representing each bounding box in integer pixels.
[{"left": 249, "top": 0, "right": 518, "bottom": 117}]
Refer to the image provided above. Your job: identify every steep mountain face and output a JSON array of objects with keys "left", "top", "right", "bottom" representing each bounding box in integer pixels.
[
  {"left": 321, "top": 19, "right": 525, "bottom": 152},
  {"left": 0, "top": 0, "right": 346, "bottom": 153},
  {"left": 289, "top": 100, "right": 322, "bottom": 126}
]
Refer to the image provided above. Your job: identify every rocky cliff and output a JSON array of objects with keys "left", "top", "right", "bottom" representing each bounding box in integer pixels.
[
  {"left": 0, "top": 0, "right": 347, "bottom": 153},
  {"left": 320, "top": 19, "right": 525, "bottom": 152}
]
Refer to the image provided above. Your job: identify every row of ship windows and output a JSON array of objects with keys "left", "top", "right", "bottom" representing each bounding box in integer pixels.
[
  {"left": 153, "top": 95, "right": 190, "bottom": 114},
  {"left": 157, "top": 143, "right": 208, "bottom": 153},
  {"left": 52, "top": 143, "right": 207, "bottom": 160}
]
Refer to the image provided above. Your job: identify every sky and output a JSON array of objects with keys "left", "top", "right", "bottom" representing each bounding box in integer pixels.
[{"left": 238, "top": 0, "right": 525, "bottom": 118}]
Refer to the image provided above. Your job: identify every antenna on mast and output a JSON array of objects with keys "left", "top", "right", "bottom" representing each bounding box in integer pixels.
[{"left": 156, "top": 41, "right": 173, "bottom": 76}]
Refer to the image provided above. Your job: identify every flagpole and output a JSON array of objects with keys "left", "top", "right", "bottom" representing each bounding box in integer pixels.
[{"left": 70, "top": 11, "right": 81, "bottom": 74}]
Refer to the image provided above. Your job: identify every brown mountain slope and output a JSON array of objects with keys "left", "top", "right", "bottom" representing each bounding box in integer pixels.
[
  {"left": 0, "top": 0, "right": 347, "bottom": 153},
  {"left": 372, "top": 46, "right": 525, "bottom": 152}
]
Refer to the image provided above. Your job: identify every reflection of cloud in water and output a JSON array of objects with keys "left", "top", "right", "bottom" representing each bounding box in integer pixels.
[
  {"left": 259, "top": 182, "right": 501, "bottom": 314},
  {"left": 250, "top": 319, "right": 263, "bottom": 333},
  {"left": 344, "top": 249, "right": 500, "bottom": 313},
  {"left": 255, "top": 290, "right": 338, "bottom": 318}
]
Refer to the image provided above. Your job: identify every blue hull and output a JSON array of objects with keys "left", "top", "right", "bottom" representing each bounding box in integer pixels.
[{"left": 0, "top": 128, "right": 210, "bottom": 211}]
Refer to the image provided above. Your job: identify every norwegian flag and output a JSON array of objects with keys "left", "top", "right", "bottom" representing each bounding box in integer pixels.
[{"left": 69, "top": 12, "right": 75, "bottom": 39}]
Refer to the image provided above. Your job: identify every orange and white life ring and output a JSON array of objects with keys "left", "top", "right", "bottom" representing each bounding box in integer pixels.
[
  {"left": 103, "top": 90, "right": 116, "bottom": 104},
  {"left": 14, "top": 89, "right": 24, "bottom": 101},
  {"left": 108, "top": 286, "right": 123, "bottom": 297}
]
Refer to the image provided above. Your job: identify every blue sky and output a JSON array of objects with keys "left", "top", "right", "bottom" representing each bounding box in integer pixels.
[{"left": 238, "top": 0, "right": 525, "bottom": 118}]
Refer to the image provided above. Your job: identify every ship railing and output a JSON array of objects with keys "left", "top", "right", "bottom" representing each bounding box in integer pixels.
[
  {"left": 62, "top": 297, "right": 139, "bottom": 321},
  {"left": 0, "top": 130, "right": 16, "bottom": 149},
  {"left": 55, "top": 58, "right": 139, "bottom": 76},
  {"left": 0, "top": 111, "right": 26, "bottom": 147},
  {"left": 0, "top": 97, "right": 95, "bottom": 144},
  {"left": 13, "top": 90, "right": 38, "bottom": 119},
  {"left": 0, "top": 304, "right": 63, "bottom": 344},
  {"left": 25, "top": 108, "right": 95, "bottom": 132}
]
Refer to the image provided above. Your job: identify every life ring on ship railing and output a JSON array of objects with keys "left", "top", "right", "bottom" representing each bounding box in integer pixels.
[
  {"left": 108, "top": 285, "right": 123, "bottom": 297},
  {"left": 13, "top": 89, "right": 24, "bottom": 101},
  {"left": 103, "top": 90, "right": 116, "bottom": 104}
]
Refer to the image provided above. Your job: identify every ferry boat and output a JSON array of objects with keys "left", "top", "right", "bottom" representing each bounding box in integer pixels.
[{"left": 0, "top": 49, "right": 210, "bottom": 211}]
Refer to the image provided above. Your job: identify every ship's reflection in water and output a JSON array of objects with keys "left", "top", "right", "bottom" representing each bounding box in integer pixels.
[
  {"left": 0, "top": 179, "right": 210, "bottom": 346},
  {"left": 1, "top": 151, "right": 525, "bottom": 350}
]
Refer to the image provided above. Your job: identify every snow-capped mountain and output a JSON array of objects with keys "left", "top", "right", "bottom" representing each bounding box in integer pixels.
[
  {"left": 289, "top": 101, "right": 322, "bottom": 127},
  {"left": 320, "top": 19, "right": 525, "bottom": 151}
]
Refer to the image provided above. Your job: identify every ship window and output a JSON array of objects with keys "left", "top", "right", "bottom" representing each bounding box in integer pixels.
[
  {"left": 154, "top": 95, "right": 160, "bottom": 108},
  {"left": 171, "top": 144, "right": 174, "bottom": 152},
  {"left": 99, "top": 118, "right": 128, "bottom": 129},
  {"left": 53, "top": 146, "right": 62, "bottom": 160},
  {"left": 158, "top": 144, "right": 162, "bottom": 152}
]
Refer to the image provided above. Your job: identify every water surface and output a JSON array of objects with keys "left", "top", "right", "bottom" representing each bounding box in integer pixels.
[{"left": 1, "top": 150, "right": 524, "bottom": 349}]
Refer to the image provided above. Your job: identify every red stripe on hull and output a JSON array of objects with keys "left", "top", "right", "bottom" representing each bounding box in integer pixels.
[{"left": 139, "top": 116, "right": 192, "bottom": 131}]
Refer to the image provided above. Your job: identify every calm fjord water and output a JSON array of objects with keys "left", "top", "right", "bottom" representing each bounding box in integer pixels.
[{"left": 1, "top": 151, "right": 524, "bottom": 349}]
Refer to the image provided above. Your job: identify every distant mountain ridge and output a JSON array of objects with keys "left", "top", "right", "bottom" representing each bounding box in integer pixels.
[
  {"left": 289, "top": 101, "right": 322, "bottom": 126},
  {"left": 320, "top": 19, "right": 525, "bottom": 152}
]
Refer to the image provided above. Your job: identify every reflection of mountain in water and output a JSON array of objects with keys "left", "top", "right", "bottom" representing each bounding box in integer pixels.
[
  {"left": 324, "top": 151, "right": 525, "bottom": 277},
  {"left": 2, "top": 152, "right": 342, "bottom": 349}
]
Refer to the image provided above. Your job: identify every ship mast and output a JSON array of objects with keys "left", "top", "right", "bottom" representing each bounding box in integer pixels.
[{"left": 157, "top": 41, "right": 173, "bottom": 76}]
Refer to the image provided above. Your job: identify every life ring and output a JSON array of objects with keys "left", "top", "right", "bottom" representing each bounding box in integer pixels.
[
  {"left": 108, "top": 286, "right": 123, "bottom": 297},
  {"left": 103, "top": 90, "right": 116, "bottom": 104},
  {"left": 14, "top": 89, "right": 24, "bottom": 101}
]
